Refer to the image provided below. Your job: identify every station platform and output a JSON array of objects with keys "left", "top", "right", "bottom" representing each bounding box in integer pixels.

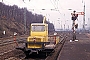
[{"left": 58, "top": 33, "right": 90, "bottom": 60}]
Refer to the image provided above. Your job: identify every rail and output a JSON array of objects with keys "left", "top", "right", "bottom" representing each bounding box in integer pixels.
[
  {"left": 45, "top": 36, "right": 67, "bottom": 60},
  {"left": 0, "top": 38, "right": 26, "bottom": 46}
]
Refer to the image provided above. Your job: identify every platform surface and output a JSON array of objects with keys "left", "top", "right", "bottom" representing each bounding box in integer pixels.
[{"left": 58, "top": 33, "right": 90, "bottom": 60}]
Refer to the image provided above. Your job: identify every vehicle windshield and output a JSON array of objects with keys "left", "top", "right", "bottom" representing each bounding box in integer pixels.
[{"left": 31, "top": 25, "right": 45, "bottom": 31}]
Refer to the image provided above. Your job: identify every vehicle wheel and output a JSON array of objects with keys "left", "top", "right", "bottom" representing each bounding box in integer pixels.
[{"left": 24, "top": 51, "right": 30, "bottom": 58}]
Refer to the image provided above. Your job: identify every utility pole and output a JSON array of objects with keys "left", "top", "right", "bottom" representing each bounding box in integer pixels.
[
  {"left": 2, "top": 0, "right": 3, "bottom": 2},
  {"left": 24, "top": 8, "right": 26, "bottom": 34},
  {"left": 61, "top": 21, "right": 62, "bottom": 30},
  {"left": 83, "top": 2, "right": 85, "bottom": 31},
  {"left": 68, "top": 25, "right": 69, "bottom": 31},
  {"left": 64, "top": 24, "right": 65, "bottom": 31}
]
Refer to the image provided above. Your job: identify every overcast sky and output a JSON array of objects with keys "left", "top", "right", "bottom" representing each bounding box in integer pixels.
[{"left": 0, "top": 0, "right": 90, "bottom": 30}]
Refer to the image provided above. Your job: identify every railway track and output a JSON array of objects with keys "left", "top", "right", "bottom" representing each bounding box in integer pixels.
[
  {"left": 21, "top": 36, "right": 66, "bottom": 60},
  {"left": 45, "top": 35, "right": 67, "bottom": 60},
  {"left": 0, "top": 49, "right": 25, "bottom": 60},
  {"left": 0, "top": 33, "right": 67, "bottom": 60},
  {"left": 0, "top": 36, "right": 27, "bottom": 60},
  {"left": 0, "top": 38, "right": 26, "bottom": 46},
  {"left": 4, "top": 51, "right": 25, "bottom": 60}
]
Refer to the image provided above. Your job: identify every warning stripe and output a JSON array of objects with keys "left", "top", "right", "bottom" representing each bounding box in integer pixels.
[
  {"left": 71, "top": 12, "right": 84, "bottom": 15},
  {"left": 76, "top": 12, "right": 84, "bottom": 15}
]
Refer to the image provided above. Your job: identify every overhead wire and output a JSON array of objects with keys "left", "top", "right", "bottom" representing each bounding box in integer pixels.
[
  {"left": 23, "top": 0, "right": 67, "bottom": 21},
  {"left": 22, "top": 0, "right": 44, "bottom": 15},
  {"left": 22, "top": 0, "right": 31, "bottom": 3},
  {"left": 50, "top": 0, "right": 57, "bottom": 9},
  {"left": 50, "top": 0, "right": 70, "bottom": 29}
]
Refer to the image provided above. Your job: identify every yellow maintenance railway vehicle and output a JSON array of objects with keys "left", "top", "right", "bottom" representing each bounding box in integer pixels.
[
  {"left": 27, "top": 17, "right": 49, "bottom": 49},
  {"left": 16, "top": 16, "right": 61, "bottom": 57}
]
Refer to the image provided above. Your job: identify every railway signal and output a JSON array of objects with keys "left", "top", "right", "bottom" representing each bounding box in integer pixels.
[
  {"left": 71, "top": 11, "right": 78, "bottom": 21},
  {"left": 71, "top": 10, "right": 85, "bottom": 41},
  {"left": 71, "top": 10, "right": 78, "bottom": 41}
]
